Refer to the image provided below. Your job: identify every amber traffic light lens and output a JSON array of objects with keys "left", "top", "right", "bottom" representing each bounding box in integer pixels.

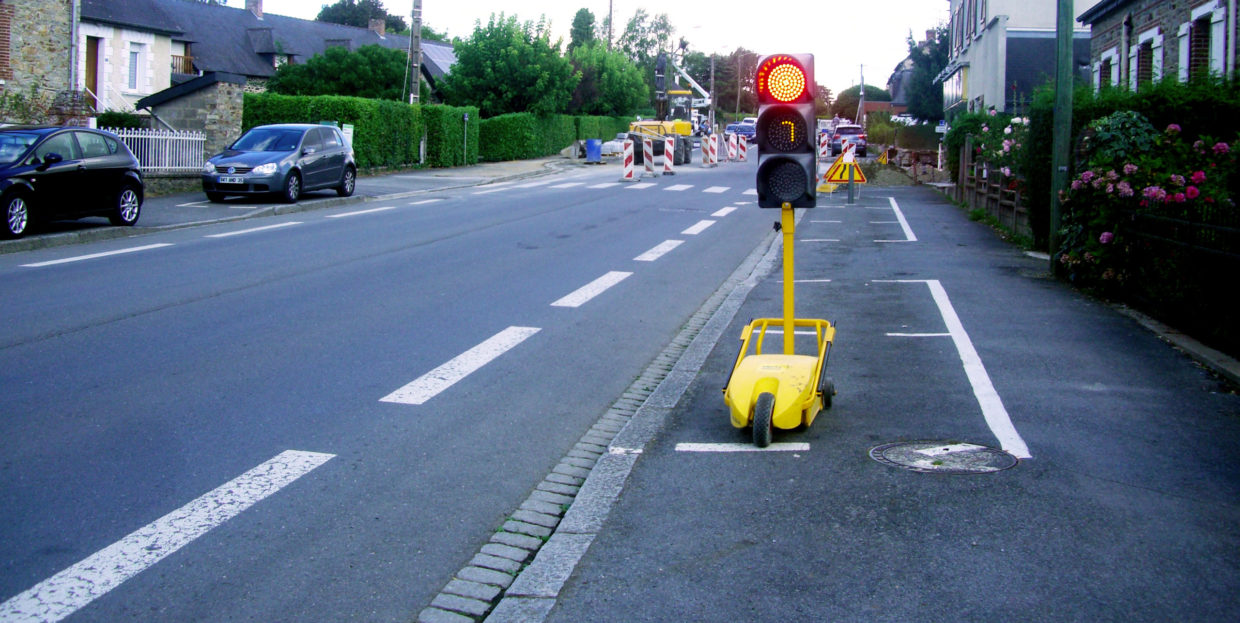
[{"left": 767, "top": 63, "right": 806, "bottom": 103}]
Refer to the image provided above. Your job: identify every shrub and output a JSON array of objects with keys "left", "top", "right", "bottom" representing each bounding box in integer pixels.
[{"left": 242, "top": 93, "right": 422, "bottom": 169}]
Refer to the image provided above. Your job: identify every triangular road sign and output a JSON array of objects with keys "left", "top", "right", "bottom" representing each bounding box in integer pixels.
[{"left": 825, "top": 162, "right": 867, "bottom": 184}]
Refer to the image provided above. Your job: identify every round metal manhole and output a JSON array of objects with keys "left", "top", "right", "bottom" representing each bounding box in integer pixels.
[{"left": 869, "top": 441, "right": 1018, "bottom": 474}]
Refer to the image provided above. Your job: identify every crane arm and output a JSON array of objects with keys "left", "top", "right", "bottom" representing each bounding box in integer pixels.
[{"left": 669, "top": 60, "right": 710, "bottom": 101}]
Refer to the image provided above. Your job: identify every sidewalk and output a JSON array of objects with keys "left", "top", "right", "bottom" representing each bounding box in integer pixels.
[
  {"left": 0, "top": 156, "right": 573, "bottom": 255},
  {"left": 482, "top": 185, "right": 1240, "bottom": 623}
]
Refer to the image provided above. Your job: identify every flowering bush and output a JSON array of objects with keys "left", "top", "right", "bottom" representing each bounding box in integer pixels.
[
  {"left": 974, "top": 113, "right": 1031, "bottom": 185},
  {"left": 1058, "top": 111, "right": 1238, "bottom": 289}
]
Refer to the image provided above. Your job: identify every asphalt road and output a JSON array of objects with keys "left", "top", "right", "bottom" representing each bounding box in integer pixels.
[
  {"left": 0, "top": 160, "right": 774, "bottom": 621},
  {"left": 536, "top": 185, "right": 1240, "bottom": 622}
]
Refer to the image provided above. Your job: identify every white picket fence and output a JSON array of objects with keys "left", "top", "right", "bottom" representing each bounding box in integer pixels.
[{"left": 101, "top": 127, "right": 206, "bottom": 175}]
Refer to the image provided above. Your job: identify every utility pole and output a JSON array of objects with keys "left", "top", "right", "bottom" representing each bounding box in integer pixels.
[
  {"left": 709, "top": 55, "right": 716, "bottom": 132},
  {"left": 607, "top": 0, "right": 613, "bottom": 50},
  {"left": 408, "top": 0, "right": 423, "bottom": 104},
  {"left": 1049, "top": 0, "right": 1074, "bottom": 270}
]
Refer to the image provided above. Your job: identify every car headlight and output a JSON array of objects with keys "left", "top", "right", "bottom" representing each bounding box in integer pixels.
[
  {"left": 252, "top": 162, "right": 279, "bottom": 175},
  {"left": 202, "top": 161, "right": 216, "bottom": 174}
]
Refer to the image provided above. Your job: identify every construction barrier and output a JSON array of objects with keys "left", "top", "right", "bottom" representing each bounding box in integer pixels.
[
  {"left": 819, "top": 132, "right": 829, "bottom": 160},
  {"left": 643, "top": 138, "right": 655, "bottom": 176},
  {"left": 701, "top": 136, "right": 710, "bottom": 167},
  {"left": 738, "top": 139, "right": 748, "bottom": 162},
  {"left": 663, "top": 136, "right": 675, "bottom": 176},
  {"left": 726, "top": 134, "right": 738, "bottom": 161},
  {"left": 621, "top": 139, "right": 637, "bottom": 181},
  {"left": 709, "top": 135, "right": 719, "bottom": 166}
]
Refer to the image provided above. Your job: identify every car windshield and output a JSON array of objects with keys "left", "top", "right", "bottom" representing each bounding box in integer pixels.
[
  {"left": 0, "top": 132, "right": 40, "bottom": 166},
  {"left": 231, "top": 128, "right": 304, "bottom": 152}
]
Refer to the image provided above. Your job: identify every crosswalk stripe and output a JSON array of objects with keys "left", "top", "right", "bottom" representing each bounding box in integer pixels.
[
  {"left": 703, "top": 186, "right": 730, "bottom": 193},
  {"left": 664, "top": 184, "right": 693, "bottom": 191}
]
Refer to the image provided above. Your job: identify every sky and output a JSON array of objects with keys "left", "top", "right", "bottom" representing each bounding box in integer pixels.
[{"left": 227, "top": 0, "right": 952, "bottom": 95}]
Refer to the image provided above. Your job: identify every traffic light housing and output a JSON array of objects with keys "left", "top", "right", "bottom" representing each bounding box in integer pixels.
[{"left": 755, "top": 54, "right": 816, "bottom": 208}]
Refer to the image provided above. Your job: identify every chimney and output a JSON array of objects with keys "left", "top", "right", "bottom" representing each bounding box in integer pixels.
[
  {"left": 246, "top": 0, "right": 262, "bottom": 19},
  {"left": 368, "top": 18, "right": 385, "bottom": 36},
  {"left": 926, "top": 29, "right": 935, "bottom": 45}
]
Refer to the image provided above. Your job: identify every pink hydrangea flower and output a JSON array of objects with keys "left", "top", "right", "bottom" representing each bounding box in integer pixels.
[
  {"left": 1070, "top": 179, "right": 1083, "bottom": 190},
  {"left": 1169, "top": 174, "right": 1185, "bottom": 187},
  {"left": 1142, "top": 186, "right": 1167, "bottom": 201},
  {"left": 1173, "top": 192, "right": 1186, "bottom": 203},
  {"left": 1213, "top": 142, "right": 1230, "bottom": 155},
  {"left": 1123, "top": 163, "right": 1138, "bottom": 175},
  {"left": 1191, "top": 170, "right": 1207, "bottom": 184},
  {"left": 1186, "top": 186, "right": 1200, "bottom": 199},
  {"left": 1099, "top": 231, "right": 1114, "bottom": 244},
  {"left": 1166, "top": 124, "right": 1181, "bottom": 134},
  {"left": 1117, "top": 181, "right": 1134, "bottom": 197}
]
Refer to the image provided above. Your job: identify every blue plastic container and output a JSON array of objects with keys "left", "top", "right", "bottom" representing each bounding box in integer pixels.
[{"left": 585, "top": 139, "right": 602, "bottom": 163}]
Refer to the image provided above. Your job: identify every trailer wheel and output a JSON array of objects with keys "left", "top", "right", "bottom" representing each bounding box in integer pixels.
[
  {"left": 753, "top": 392, "right": 774, "bottom": 447},
  {"left": 819, "top": 377, "right": 835, "bottom": 410}
]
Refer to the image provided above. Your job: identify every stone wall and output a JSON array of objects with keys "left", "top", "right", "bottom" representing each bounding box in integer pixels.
[
  {"left": 0, "top": 0, "right": 72, "bottom": 93},
  {"left": 151, "top": 79, "right": 245, "bottom": 157}
]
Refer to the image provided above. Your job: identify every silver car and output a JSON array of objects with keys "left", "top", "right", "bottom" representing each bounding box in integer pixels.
[
  {"left": 830, "top": 123, "right": 867, "bottom": 157},
  {"left": 202, "top": 124, "right": 356, "bottom": 203}
]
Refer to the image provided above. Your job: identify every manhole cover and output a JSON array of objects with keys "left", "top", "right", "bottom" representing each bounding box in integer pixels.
[{"left": 869, "top": 441, "right": 1018, "bottom": 474}]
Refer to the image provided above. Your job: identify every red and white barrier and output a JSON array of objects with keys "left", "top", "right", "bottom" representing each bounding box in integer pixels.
[
  {"left": 726, "top": 133, "right": 738, "bottom": 161},
  {"left": 701, "top": 136, "right": 710, "bottom": 167},
  {"left": 709, "top": 135, "right": 719, "bottom": 166},
  {"left": 818, "top": 132, "right": 829, "bottom": 160},
  {"left": 643, "top": 138, "right": 655, "bottom": 176},
  {"left": 663, "top": 136, "right": 675, "bottom": 175},
  {"left": 738, "top": 139, "right": 748, "bottom": 162},
  {"left": 620, "top": 139, "right": 637, "bottom": 181}
]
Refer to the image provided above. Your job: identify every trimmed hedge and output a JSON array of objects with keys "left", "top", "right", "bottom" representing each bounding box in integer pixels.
[
  {"left": 423, "top": 104, "right": 480, "bottom": 168},
  {"left": 480, "top": 113, "right": 633, "bottom": 162},
  {"left": 242, "top": 93, "right": 421, "bottom": 169}
]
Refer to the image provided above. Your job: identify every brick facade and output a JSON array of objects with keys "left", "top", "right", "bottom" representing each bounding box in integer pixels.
[{"left": 1084, "top": 0, "right": 1236, "bottom": 90}]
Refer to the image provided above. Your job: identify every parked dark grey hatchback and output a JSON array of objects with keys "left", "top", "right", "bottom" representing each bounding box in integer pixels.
[
  {"left": 1, "top": 126, "right": 144, "bottom": 239},
  {"left": 202, "top": 124, "right": 356, "bottom": 203}
]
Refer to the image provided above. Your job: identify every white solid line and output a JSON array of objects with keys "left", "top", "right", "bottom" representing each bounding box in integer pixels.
[
  {"left": 870, "top": 220, "right": 899, "bottom": 224},
  {"left": 681, "top": 220, "right": 715, "bottom": 235},
  {"left": 410, "top": 198, "right": 443, "bottom": 205},
  {"left": 922, "top": 280, "right": 1030, "bottom": 458},
  {"left": 625, "top": 182, "right": 656, "bottom": 190},
  {"left": 712, "top": 207, "right": 737, "bottom": 217},
  {"left": 703, "top": 186, "right": 729, "bottom": 193},
  {"left": 743, "top": 189, "right": 758, "bottom": 195},
  {"left": 516, "top": 180, "right": 553, "bottom": 188},
  {"left": 473, "top": 187, "right": 508, "bottom": 195},
  {"left": 551, "top": 182, "right": 585, "bottom": 189},
  {"left": 21, "top": 243, "right": 174, "bottom": 268},
  {"left": 889, "top": 197, "right": 918, "bottom": 242},
  {"left": 811, "top": 220, "right": 843, "bottom": 223},
  {"left": 380, "top": 326, "right": 540, "bottom": 405},
  {"left": 676, "top": 442, "right": 810, "bottom": 452},
  {"left": 326, "top": 206, "right": 396, "bottom": 218},
  {"left": 803, "top": 239, "right": 840, "bottom": 242},
  {"left": 634, "top": 239, "right": 683, "bottom": 262},
  {"left": 664, "top": 184, "right": 693, "bottom": 191},
  {"left": 792, "top": 279, "right": 833, "bottom": 283},
  {"left": 551, "top": 271, "right": 632, "bottom": 308},
  {"left": 176, "top": 201, "right": 209, "bottom": 207},
  {"left": 589, "top": 182, "right": 621, "bottom": 189},
  {"left": 876, "top": 240, "right": 914, "bottom": 243},
  {"left": 0, "top": 450, "right": 334, "bottom": 623},
  {"left": 887, "top": 332, "right": 952, "bottom": 337},
  {"left": 206, "top": 222, "right": 302, "bottom": 238}
]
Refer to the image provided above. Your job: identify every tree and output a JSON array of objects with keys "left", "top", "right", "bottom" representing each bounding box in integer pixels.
[
  {"left": 815, "top": 84, "right": 833, "bottom": 118},
  {"left": 567, "top": 43, "right": 646, "bottom": 116},
  {"left": 710, "top": 47, "right": 759, "bottom": 116},
  {"left": 439, "top": 13, "right": 580, "bottom": 117},
  {"left": 616, "top": 9, "right": 673, "bottom": 94},
  {"left": 832, "top": 84, "right": 891, "bottom": 121},
  {"left": 904, "top": 26, "right": 949, "bottom": 123},
  {"left": 569, "top": 9, "right": 596, "bottom": 51},
  {"left": 267, "top": 45, "right": 410, "bottom": 101},
  {"left": 316, "top": 0, "right": 407, "bottom": 34}
]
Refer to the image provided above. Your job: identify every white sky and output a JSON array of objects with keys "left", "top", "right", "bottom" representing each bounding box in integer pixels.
[{"left": 230, "top": 0, "right": 954, "bottom": 95}]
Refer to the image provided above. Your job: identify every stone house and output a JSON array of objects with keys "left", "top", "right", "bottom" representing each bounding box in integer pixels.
[
  {"left": 936, "top": 0, "right": 1094, "bottom": 118},
  {"left": 1077, "top": 0, "right": 1237, "bottom": 90},
  {"left": 0, "top": 0, "right": 91, "bottom": 123}
]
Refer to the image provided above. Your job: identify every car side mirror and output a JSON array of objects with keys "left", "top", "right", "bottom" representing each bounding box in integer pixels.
[
  {"left": 302, "top": 147, "right": 317, "bottom": 156},
  {"left": 36, "top": 152, "right": 64, "bottom": 170}
]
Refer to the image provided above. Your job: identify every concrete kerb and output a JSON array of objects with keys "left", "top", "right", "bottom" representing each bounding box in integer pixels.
[{"left": 0, "top": 159, "right": 570, "bottom": 256}]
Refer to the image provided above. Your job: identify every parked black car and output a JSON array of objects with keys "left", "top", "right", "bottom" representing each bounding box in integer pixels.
[
  {"left": 202, "top": 124, "right": 356, "bottom": 203},
  {"left": 1, "top": 126, "right": 144, "bottom": 239}
]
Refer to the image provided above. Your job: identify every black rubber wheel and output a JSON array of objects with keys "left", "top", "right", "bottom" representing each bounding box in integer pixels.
[
  {"left": 108, "top": 185, "right": 141, "bottom": 226},
  {"left": 3, "top": 191, "right": 30, "bottom": 239},
  {"left": 281, "top": 172, "right": 302, "bottom": 204},
  {"left": 337, "top": 166, "right": 356, "bottom": 197},
  {"left": 752, "top": 392, "right": 775, "bottom": 448},
  {"left": 819, "top": 376, "right": 835, "bottom": 410},
  {"left": 206, "top": 192, "right": 226, "bottom": 203}
]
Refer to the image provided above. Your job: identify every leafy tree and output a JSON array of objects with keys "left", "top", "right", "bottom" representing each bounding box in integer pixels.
[
  {"left": 267, "top": 45, "right": 409, "bottom": 101},
  {"left": 832, "top": 84, "right": 891, "bottom": 121},
  {"left": 616, "top": 9, "right": 673, "bottom": 93},
  {"left": 439, "top": 13, "right": 580, "bottom": 117},
  {"left": 420, "top": 24, "right": 449, "bottom": 42},
  {"left": 316, "top": 0, "right": 407, "bottom": 34},
  {"left": 815, "top": 84, "right": 833, "bottom": 118},
  {"left": 904, "top": 26, "right": 949, "bottom": 123},
  {"left": 712, "top": 48, "right": 759, "bottom": 115},
  {"left": 569, "top": 9, "right": 596, "bottom": 51},
  {"left": 568, "top": 43, "right": 646, "bottom": 116}
]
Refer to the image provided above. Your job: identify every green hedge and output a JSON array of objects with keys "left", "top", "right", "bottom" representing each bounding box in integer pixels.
[
  {"left": 242, "top": 93, "right": 421, "bottom": 169},
  {"left": 479, "top": 114, "right": 633, "bottom": 162},
  {"left": 423, "top": 104, "right": 480, "bottom": 167}
]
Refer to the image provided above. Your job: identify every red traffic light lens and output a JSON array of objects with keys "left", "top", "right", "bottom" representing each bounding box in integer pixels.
[{"left": 757, "top": 56, "right": 807, "bottom": 103}]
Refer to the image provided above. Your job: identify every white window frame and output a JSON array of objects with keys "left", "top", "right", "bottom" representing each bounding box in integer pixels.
[
  {"left": 1095, "top": 47, "right": 1121, "bottom": 90},
  {"left": 1178, "top": 1, "right": 1228, "bottom": 80},
  {"left": 121, "top": 29, "right": 154, "bottom": 95},
  {"left": 1130, "top": 26, "right": 1164, "bottom": 90}
]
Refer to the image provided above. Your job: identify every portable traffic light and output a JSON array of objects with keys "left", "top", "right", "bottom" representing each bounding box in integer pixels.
[{"left": 755, "top": 53, "right": 816, "bottom": 208}]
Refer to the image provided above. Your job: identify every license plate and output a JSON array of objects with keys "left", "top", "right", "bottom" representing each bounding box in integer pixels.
[{"left": 218, "top": 176, "right": 245, "bottom": 184}]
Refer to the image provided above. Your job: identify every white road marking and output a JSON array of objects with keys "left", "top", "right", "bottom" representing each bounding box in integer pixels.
[
  {"left": 889, "top": 197, "right": 917, "bottom": 241},
  {"left": 380, "top": 326, "right": 541, "bottom": 405},
  {"left": 205, "top": 222, "right": 302, "bottom": 238},
  {"left": 0, "top": 450, "right": 334, "bottom": 623},
  {"left": 681, "top": 220, "right": 715, "bottom": 235},
  {"left": 410, "top": 198, "right": 443, "bottom": 205},
  {"left": 676, "top": 443, "right": 810, "bottom": 452},
  {"left": 878, "top": 279, "right": 1031, "bottom": 459},
  {"left": 887, "top": 332, "right": 952, "bottom": 337},
  {"left": 664, "top": 184, "right": 693, "bottom": 191},
  {"left": 551, "top": 271, "right": 632, "bottom": 308},
  {"left": 516, "top": 180, "right": 554, "bottom": 188},
  {"left": 811, "top": 220, "right": 843, "bottom": 223},
  {"left": 551, "top": 182, "right": 585, "bottom": 189},
  {"left": 634, "top": 240, "right": 683, "bottom": 262},
  {"left": 326, "top": 206, "right": 396, "bottom": 218},
  {"left": 712, "top": 207, "right": 737, "bottom": 217},
  {"left": 789, "top": 279, "right": 832, "bottom": 283},
  {"left": 589, "top": 182, "right": 621, "bottom": 189},
  {"left": 625, "top": 182, "right": 656, "bottom": 190},
  {"left": 743, "top": 189, "right": 758, "bottom": 195},
  {"left": 21, "top": 244, "right": 174, "bottom": 268},
  {"left": 870, "top": 220, "right": 899, "bottom": 224},
  {"left": 703, "top": 186, "right": 729, "bottom": 193},
  {"left": 473, "top": 187, "right": 509, "bottom": 195},
  {"left": 176, "top": 201, "right": 209, "bottom": 207},
  {"left": 803, "top": 239, "right": 840, "bottom": 242}
]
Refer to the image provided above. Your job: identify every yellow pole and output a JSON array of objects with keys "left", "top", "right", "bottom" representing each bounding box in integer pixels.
[{"left": 781, "top": 202, "right": 795, "bottom": 354}]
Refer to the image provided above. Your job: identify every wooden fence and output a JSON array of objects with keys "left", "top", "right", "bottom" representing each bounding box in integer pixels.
[{"left": 954, "top": 136, "right": 1032, "bottom": 239}]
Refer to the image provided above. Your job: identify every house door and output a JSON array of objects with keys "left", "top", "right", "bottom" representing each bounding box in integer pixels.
[{"left": 85, "top": 37, "right": 100, "bottom": 111}]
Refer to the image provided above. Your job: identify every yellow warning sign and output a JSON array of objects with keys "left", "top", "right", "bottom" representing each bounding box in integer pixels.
[
  {"left": 825, "top": 162, "right": 867, "bottom": 184},
  {"left": 877, "top": 150, "right": 889, "bottom": 165}
]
